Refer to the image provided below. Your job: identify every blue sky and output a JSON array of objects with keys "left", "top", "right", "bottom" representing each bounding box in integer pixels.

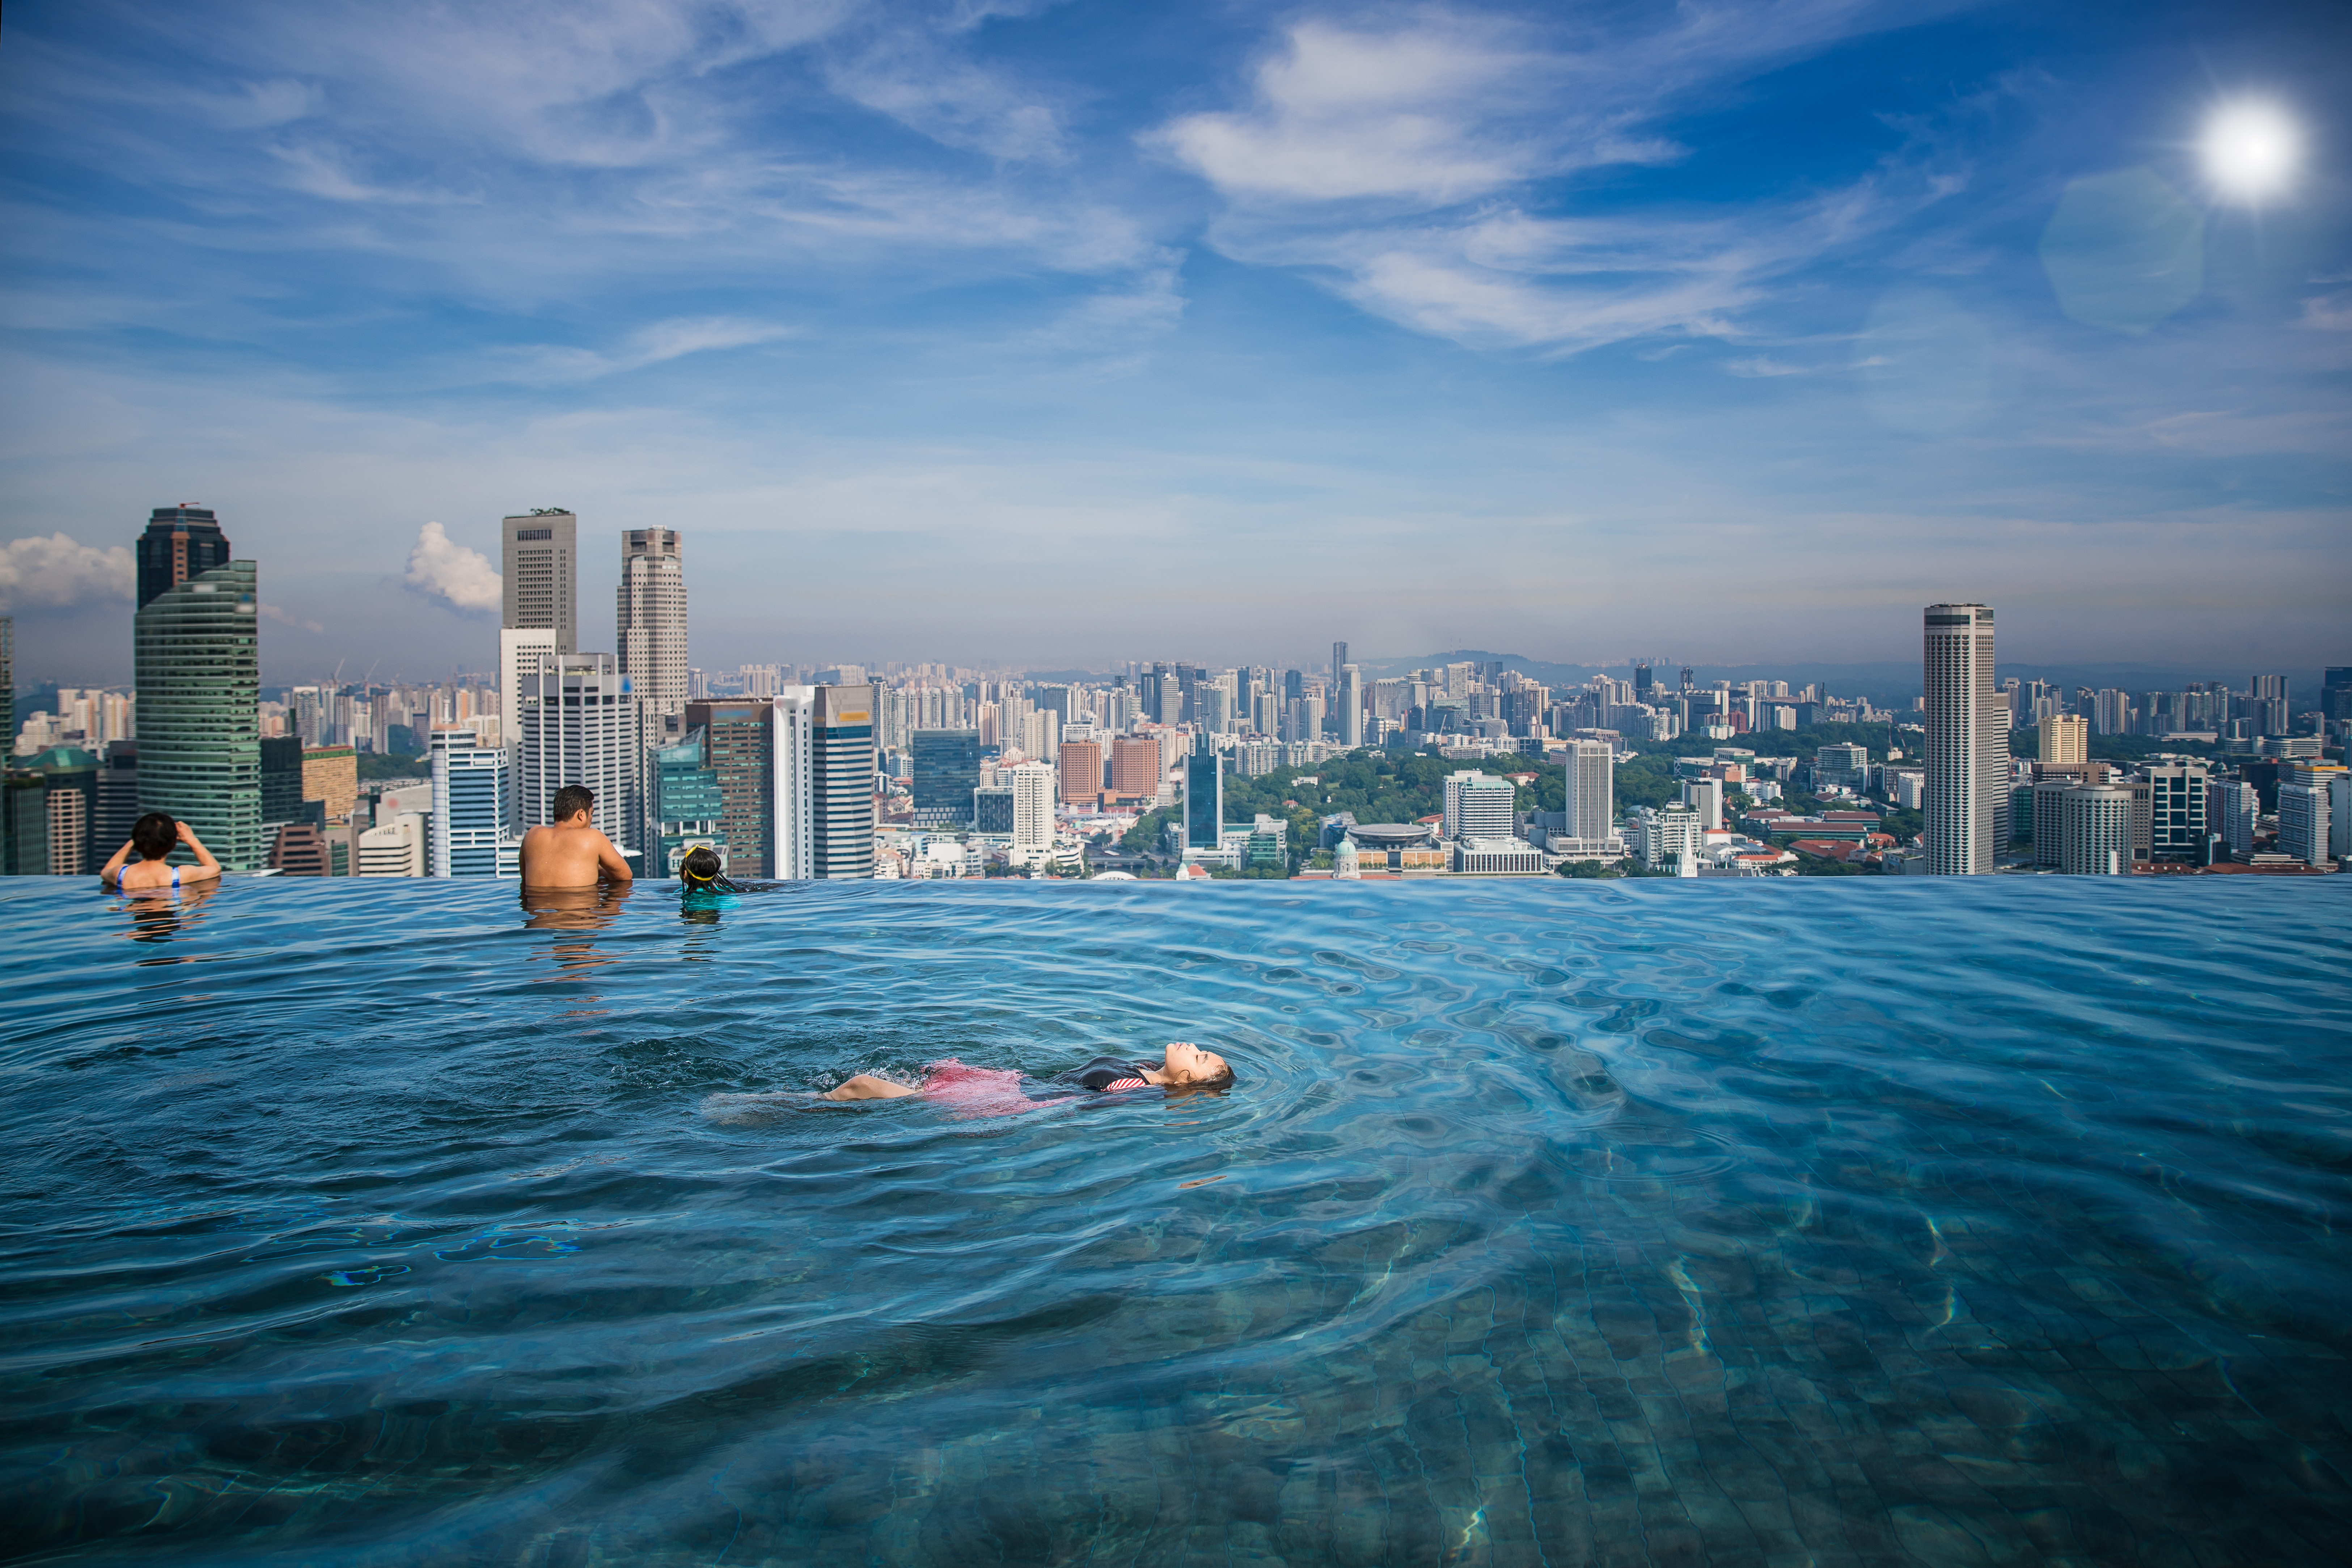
[{"left": 0, "top": 0, "right": 2345, "bottom": 683}]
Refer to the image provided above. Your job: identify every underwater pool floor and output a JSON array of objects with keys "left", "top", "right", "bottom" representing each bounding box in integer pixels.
[{"left": 0, "top": 877, "right": 2346, "bottom": 1565}]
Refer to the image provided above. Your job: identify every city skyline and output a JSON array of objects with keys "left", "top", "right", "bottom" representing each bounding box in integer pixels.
[{"left": 0, "top": 1, "right": 2346, "bottom": 678}]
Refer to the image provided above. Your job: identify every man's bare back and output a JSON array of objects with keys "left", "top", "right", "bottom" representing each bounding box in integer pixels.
[{"left": 520, "top": 793, "right": 633, "bottom": 889}]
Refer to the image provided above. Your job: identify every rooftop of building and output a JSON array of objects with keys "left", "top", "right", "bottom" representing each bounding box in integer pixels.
[{"left": 1350, "top": 822, "right": 1441, "bottom": 846}]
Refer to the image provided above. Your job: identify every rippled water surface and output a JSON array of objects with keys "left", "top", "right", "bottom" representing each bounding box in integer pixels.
[{"left": 2, "top": 877, "right": 2348, "bottom": 1566}]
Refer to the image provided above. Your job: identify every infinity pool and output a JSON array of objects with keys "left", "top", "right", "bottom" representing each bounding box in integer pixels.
[{"left": 2, "top": 877, "right": 2347, "bottom": 1565}]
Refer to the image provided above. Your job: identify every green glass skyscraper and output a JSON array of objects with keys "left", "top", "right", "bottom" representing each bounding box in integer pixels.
[{"left": 134, "top": 510, "right": 261, "bottom": 870}]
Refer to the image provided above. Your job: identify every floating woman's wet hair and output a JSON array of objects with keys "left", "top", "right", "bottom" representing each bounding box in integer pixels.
[
  {"left": 678, "top": 845, "right": 740, "bottom": 892},
  {"left": 130, "top": 812, "right": 177, "bottom": 862}
]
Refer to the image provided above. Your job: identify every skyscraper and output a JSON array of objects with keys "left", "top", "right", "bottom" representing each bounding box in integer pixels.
[
  {"left": 2143, "top": 761, "right": 2209, "bottom": 863},
  {"left": 430, "top": 726, "right": 517, "bottom": 877},
  {"left": 1109, "top": 735, "right": 1161, "bottom": 804},
  {"left": 1331, "top": 641, "right": 1348, "bottom": 682},
  {"left": 2277, "top": 764, "right": 2342, "bottom": 867},
  {"left": 1339, "top": 664, "right": 1363, "bottom": 748},
  {"left": 2323, "top": 668, "right": 2352, "bottom": 725},
  {"left": 772, "top": 684, "right": 875, "bottom": 879},
  {"left": 1564, "top": 739, "right": 1615, "bottom": 851},
  {"left": 515, "top": 652, "right": 639, "bottom": 864},
  {"left": 911, "top": 729, "right": 981, "bottom": 824},
  {"left": 0, "top": 618, "right": 11, "bottom": 761},
  {"left": 502, "top": 510, "right": 578, "bottom": 654},
  {"left": 652, "top": 727, "right": 726, "bottom": 875},
  {"left": 1008, "top": 761, "right": 1057, "bottom": 860},
  {"left": 2039, "top": 713, "right": 2087, "bottom": 764},
  {"left": 136, "top": 506, "right": 233, "bottom": 611},
  {"left": 616, "top": 528, "right": 688, "bottom": 721},
  {"left": 2059, "top": 785, "right": 2133, "bottom": 875},
  {"left": 1922, "top": 603, "right": 2001, "bottom": 875},
  {"left": 1183, "top": 747, "right": 1222, "bottom": 849},
  {"left": 1443, "top": 771, "right": 1515, "bottom": 840},
  {"left": 95, "top": 741, "right": 139, "bottom": 855},
  {"left": 686, "top": 699, "right": 773, "bottom": 872},
  {"left": 135, "top": 520, "right": 261, "bottom": 870},
  {"left": 1058, "top": 736, "right": 1103, "bottom": 807}
]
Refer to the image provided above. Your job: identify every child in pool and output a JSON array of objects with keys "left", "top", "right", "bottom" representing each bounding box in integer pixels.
[{"left": 823, "top": 1041, "right": 1235, "bottom": 1101}]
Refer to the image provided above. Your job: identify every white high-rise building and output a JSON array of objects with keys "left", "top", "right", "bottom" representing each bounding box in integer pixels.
[
  {"left": 1023, "top": 706, "right": 1060, "bottom": 763},
  {"left": 1008, "top": 761, "right": 1057, "bottom": 859},
  {"left": 430, "top": 727, "right": 517, "bottom": 878},
  {"left": 2092, "top": 688, "right": 2132, "bottom": 736},
  {"left": 515, "top": 653, "right": 640, "bottom": 863},
  {"left": 1339, "top": 664, "right": 1363, "bottom": 748},
  {"left": 499, "top": 628, "right": 559, "bottom": 763},
  {"left": 358, "top": 812, "right": 426, "bottom": 877},
  {"left": 616, "top": 528, "right": 688, "bottom": 721},
  {"left": 2277, "top": 764, "right": 2343, "bottom": 866},
  {"left": 1922, "top": 603, "right": 2002, "bottom": 875},
  {"left": 770, "top": 684, "right": 876, "bottom": 879},
  {"left": 1443, "top": 770, "right": 1515, "bottom": 841},
  {"left": 1681, "top": 778, "right": 1723, "bottom": 832},
  {"left": 2059, "top": 785, "right": 2133, "bottom": 875},
  {"left": 2216, "top": 779, "right": 2258, "bottom": 861},
  {"left": 1627, "top": 804, "right": 1704, "bottom": 871},
  {"left": 1565, "top": 739, "right": 1615, "bottom": 845},
  {"left": 502, "top": 511, "right": 577, "bottom": 654}
]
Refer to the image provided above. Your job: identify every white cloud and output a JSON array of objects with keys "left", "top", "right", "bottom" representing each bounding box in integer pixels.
[
  {"left": 404, "top": 521, "right": 500, "bottom": 611},
  {"left": 1150, "top": 5, "right": 1959, "bottom": 353},
  {"left": 1726, "top": 355, "right": 1808, "bottom": 377},
  {"left": 259, "top": 602, "right": 325, "bottom": 634},
  {"left": 0, "top": 533, "right": 133, "bottom": 610},
  {"left": 1150, "top": 17, "right": 1585, "bottom": 206}
]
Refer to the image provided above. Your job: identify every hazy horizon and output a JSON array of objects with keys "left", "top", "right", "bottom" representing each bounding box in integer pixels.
[{"left": 2, "top": 0, "right": 2346, "bottom": 683}]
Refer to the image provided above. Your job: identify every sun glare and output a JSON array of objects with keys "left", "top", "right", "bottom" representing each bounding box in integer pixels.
[{"left": 2200, "top": 101, "right": 2300, "bottom": 201}]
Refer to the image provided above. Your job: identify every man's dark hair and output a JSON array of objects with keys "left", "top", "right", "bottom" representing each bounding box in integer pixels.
[
  {"left": 130, "top": 812, "right": 177, "bottom": 861},
  {"left": 551, "top": 785, "right": 596, "bottom": 823}
]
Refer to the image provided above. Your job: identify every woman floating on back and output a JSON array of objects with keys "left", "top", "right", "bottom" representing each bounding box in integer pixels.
[{"left": 822, "top": 1041, "right": 1236, "bottom": 1104}]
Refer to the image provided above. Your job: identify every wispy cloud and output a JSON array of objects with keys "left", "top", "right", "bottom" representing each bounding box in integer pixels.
[
  {"left": 2299, "top": 290, "right": 2352, "bottom": 331},
  {"left": 494, "top": 316, "right": 796, "bottom": 384},
  {"left": 259, "top": 602, "right": 325, "bottom": 634}
]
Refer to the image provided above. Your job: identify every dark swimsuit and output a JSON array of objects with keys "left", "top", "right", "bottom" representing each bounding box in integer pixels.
[{"left": 1056, "top": 1057, "right": 1158, "bottom": 1092}]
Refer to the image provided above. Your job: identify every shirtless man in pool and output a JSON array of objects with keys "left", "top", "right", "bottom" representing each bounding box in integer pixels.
[
  {"left": 520, "top": 784, "right": 633, "bottom": 890},
  {"left": 824, "top": 1041, "right": 1234, "bottom": 1099}
]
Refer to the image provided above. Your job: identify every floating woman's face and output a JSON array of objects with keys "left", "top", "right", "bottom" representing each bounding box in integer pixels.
[{"left": 1160, "top": 1040, "right": 1230, "bottom": 1085}]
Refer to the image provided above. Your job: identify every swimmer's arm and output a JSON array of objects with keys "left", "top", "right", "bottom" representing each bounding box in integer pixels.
[
  {"left": 821, "top": 1074, "right": 918, "bottom": 1100},
  {"left": 176, "top": 821, "right": 224, "bottom": 883},
  {"left": 98, "top": 838, "right": 136, "bottom": 887},
  {"left": 595, "top": 829, "right": 633, "bottom": 885}
]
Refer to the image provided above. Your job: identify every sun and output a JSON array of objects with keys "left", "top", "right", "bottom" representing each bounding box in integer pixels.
[{"left": 2200, "top": 101, "right": 2300, "bottom": 202}]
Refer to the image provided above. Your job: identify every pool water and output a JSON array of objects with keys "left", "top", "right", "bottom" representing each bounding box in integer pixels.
[{"left": 1, "top": 877, "right": 2347, "bottom": 1565}]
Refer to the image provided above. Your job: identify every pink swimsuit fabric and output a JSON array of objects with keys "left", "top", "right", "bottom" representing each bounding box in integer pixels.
[{"left": 919, "top": 1058, "right": 1072, "bottom": 1118}]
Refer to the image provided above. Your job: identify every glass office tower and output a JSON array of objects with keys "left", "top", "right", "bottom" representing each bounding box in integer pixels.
[{"left": 134, "top": 558, "right": 262, "bottom": 870}]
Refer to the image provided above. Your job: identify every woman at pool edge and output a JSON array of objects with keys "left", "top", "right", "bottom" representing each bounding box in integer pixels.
[
  {"left": 99, "top": 813, "right": 223, "bottom": 893},
  {"left": 824, "top": 1041, "right": 1235, "bottom": 1099}
]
